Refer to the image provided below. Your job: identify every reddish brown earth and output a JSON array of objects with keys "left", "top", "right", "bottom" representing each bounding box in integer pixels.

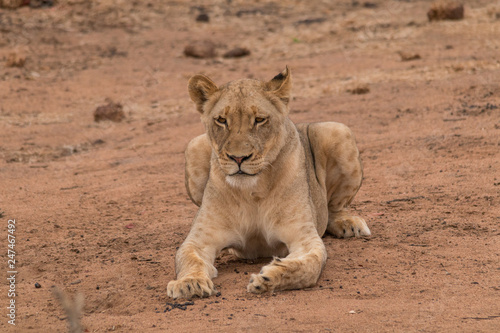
[{"left": 1, "top": 1, "right": 499, "bottom": 332}]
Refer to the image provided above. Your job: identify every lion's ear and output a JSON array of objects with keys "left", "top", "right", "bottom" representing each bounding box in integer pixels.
[
  {"left": 188, "top": 74, "right": 218, "bottom": 114},
  {"left": 266, "top": 66, "right": 292, "bottom": 105}
]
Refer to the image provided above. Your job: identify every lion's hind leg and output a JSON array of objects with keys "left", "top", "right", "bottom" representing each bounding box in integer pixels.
[
  {"left": 308, "top": 122, "right": 370, "bottom": 238},
  {"left": 185, "top": 134, "right": 211, "bottom": 207},
  {"left": 328, "top": 210, "right": 370, "bottom": 238}
]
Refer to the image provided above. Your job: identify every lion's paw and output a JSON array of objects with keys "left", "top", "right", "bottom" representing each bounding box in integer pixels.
[
  {"left": 167, "top": 274, "right": 215, "bottom": 300},
  {"left": 329, "top": 215, "right": 371, "bottom": 238},
  {"left": 247, "top": 260, "right": 284, "bottom": 294},
  {"left": 247, "top": 272, "right": 275, "bottom": 294}
]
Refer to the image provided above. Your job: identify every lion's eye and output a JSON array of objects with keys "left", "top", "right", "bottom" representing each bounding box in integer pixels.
[
  {"left": 215, "top": 116, "right": 227, "bottom": 125},
  {"left": 255, "top": 117, "right": 267, "bottom": 124}
]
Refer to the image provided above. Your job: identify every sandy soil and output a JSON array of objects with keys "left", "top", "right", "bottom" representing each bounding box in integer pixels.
[{"left": 1, "top": 0, "right": 499, "bottom": 332}]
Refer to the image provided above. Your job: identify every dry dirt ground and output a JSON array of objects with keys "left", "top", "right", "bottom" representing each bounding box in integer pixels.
[{"left": 1, "top": 0, "right": 499, "bottom": 332}]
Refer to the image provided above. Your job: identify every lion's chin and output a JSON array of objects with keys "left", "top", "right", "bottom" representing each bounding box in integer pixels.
[{"left": 225, "top": 173, "right": 259, "bottom": 189}]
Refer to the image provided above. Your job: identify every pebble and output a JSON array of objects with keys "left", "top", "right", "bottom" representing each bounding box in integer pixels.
[
  {"left": 428, "top": 2, "right": 464, "bottom": 21},
  {"left": 93, "top": 100, "right": 125, "bottom": 122},
  {"left": 196, "top": 13, "right": 210, "bottom": 22},
  {"left": 347, "top": 84, "right": 370, "bottom": 95},
  {"left": 398, "top": 51, "right": 421, "bottom": 62},
  {"left": 223, "top": 47, "right": 251, "bottom": 58},
  {"left": 184, "top": 41, "right": 216, "bottom": 59}
]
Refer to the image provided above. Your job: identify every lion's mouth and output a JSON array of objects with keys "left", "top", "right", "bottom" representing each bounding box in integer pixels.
[{"left": 229, "top": 170, "right": 258, "bottom": 176}]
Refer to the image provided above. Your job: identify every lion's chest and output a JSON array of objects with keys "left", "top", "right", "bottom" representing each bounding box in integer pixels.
[{"left": 229, "top": 201, "right": 288, "bottom": 259}]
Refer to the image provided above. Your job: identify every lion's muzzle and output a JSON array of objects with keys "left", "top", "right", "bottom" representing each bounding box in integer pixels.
[{"left": 227, "top": 154, "right": 253, "bottom": 167}]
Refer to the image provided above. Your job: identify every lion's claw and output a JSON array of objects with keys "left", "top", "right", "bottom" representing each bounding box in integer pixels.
[{"left": 167, "top": 275, "right": 215, "bottom": 299}]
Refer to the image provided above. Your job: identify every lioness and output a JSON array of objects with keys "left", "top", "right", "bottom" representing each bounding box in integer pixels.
[{"left": 167, "top": 67, "right": 370, "bottom": 299}]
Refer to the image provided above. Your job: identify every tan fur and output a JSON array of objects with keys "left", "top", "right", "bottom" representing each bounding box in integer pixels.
[{"left": 167, "top": 67, "right": 370, "bottom": 299}]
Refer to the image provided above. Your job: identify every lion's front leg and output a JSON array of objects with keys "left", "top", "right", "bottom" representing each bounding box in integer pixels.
[
  {"left": 167, "top": 212, "right": 233, "bottom": 299},
  {"left": 167, "top": 239, "right": 217, "bottom": 300},
  {"left": 247, "top": 223, "right": 327, "bottom": 293}
]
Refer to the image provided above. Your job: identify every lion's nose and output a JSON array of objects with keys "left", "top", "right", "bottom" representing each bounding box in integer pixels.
[{"left": 228, "top": 154, "right": 252, "bottom": 166}]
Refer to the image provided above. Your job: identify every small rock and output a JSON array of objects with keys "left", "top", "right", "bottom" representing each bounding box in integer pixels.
[
  {"left": 70, "top": 279, "right": 82, "bottom": 285},
  {"left": 397, "top": 51, "right": 421, "bottom": 61},
  {"left": 0, "top": 0, "right": 27, "bottom": 9},
  {"left": 236, "top": 9, "right": 265, "bottom": 17},
  {"left": 196, "top": 13, "right": 210, "bottom": 22},
  {"left": 100, "top": 46, "right": 127, "bottom": 58},
  {"left": 223, "top": 47, "right": 251, "bottom": 58},
  {"left": 6, "top": 52, "right": 26, "bottom": 68},
  {"left": 93, "top": 100, "right": 125, "bottom": 122},
  {"left": 35, "top": 282, "right": 42, "bottom": 288},
  {"left": 61, "top": 145, "right": 78, "bottom": 157},
  {"left": 29, "top": 0, "right": 54, "bottom": 8},
  {"left": 184, "top": 41, "right": 217, "bottom": 59},
  {"left": 295, "top": 18, "right": 326, "bottom": 26},
  {"left": 92, "top": 139, "right": 105, "bottom": 145},
  {"left": 363, "top": 2, "right": 378, "bottom": 9},
  {"left": 349, "top": 310, "right": 356, "bottom": 314},
  {"left": 427, "top": 2, "right": 464, "bottom": 21},
  {"left": 347, "top": 84, "right": 370, "bottom": 95}
]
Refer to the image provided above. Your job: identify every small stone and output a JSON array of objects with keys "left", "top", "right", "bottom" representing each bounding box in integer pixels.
[
  {"left": 294, "top": 18, "right": 326, "bottom": 26},
  {"left": 6, "top": 52, "right": 26, "bottom": 68},
  {"left": 29, "top": 0, "right": 55, "bottom": 8},
  {"left": 362, "top": 2, "right": 378, "bottom": 8},
  {"left": 92, "top": 139, "right": 105, "bottom": 145},
  {"left": 223, "top": 47, "right": 251, "bottom": 58},
  {"left": 398, "top": 51, "right": 421, "bottom": 61},
  {"left": 427, "top": 2, "right": 464, "bottom": 22},
  {"left": 349, "top": 310, "right": 356, "bottom": 314},
  {"left": 93, "top": 100, "right": 125, "bottom": 122},
  {"left": 35, "top": 282, "right": 42, "bottom": 288},
  {"left": 196, "top": 13, "right": 210, "bottom": 22},
  {"left": 184, "top": 41, "right": 217, "bottom": 59},
  {"left": 347, "top": 84, "right": 370, "bottom": 95},
  {"left": 0, "top": 0, "right": 26, "bottom": 9}
]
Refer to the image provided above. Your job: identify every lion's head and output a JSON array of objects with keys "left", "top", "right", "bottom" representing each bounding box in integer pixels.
[{"left": 188, "top": 67, "right": 293, "bottom": 188}]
